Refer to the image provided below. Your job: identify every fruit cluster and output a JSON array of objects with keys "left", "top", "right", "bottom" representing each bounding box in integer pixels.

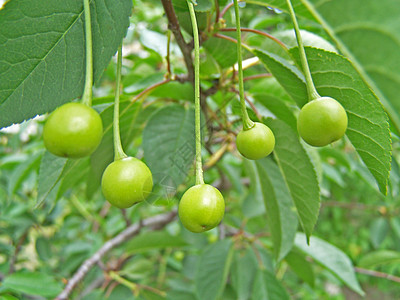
[{"left": 41, "top": 0, "right": 348, "bottom": 235}]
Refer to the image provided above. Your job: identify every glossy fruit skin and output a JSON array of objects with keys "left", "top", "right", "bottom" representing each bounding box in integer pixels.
[
  {"left": 297, "top": 97, "right": 348, "bottom": 147},
  {"left": 178, "top": 184, "right": 225, "bottom": 233},
  {"left": 101, "top": 157, "right": 153, "bottom": 209},
  {"left": 43, "top": 102, "right": 103, "bottom": 158},
  {"left": 236, "top": 122, "right": 275, "bottom": 160}
]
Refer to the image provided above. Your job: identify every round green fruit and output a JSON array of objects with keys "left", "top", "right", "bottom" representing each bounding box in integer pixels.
[
  {"left": 43, "top": 102, "right": 103, "bottom": 158},
  {"left": 297, "top": 97, "right": 348, "bottom": 147},
  {"left": 101, "top": 157, "right": 153, "bottom": 209},
  {"left": 236, "top": 122, "right": 275, "bottom": 160},
  {"left": 178, "top": 184, "right": 225, "bottom": 233}
]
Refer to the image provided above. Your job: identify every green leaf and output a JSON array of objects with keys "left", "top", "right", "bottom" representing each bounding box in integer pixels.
[
  {"left": 251, "top": 269, "right": 290, "bottom": 300},
  {"left": 2, "top": 272, "right": 62, "bottom": 298},
  {"left": 359, "top": 250, "right": 400, "bottom": 269},
  {"left": 253, "top": 49, "right": 308, "bottom": 107},
  {"left": 0, "top": 0, "right": 132, "bottom": 128},
  {"left": 265, "top": 118, "right": 320, "bottom": 240},
  {"left": 290, "top": 47, "right": 392, "bottom": 195},
  {"left": 256, "top": 45, "right": 391, "bottom": 195},
  {"left": 255, "top": 158, "right": 298, "bottom": 261},
  {"left": 37, "top": 152, "right": 68, "bottom": 207},
  {"left": 8, "top": 152, "right": 42, "bottom": 198},
  {"left": 253, "top": 93, "right": 297, "bottom": 131},
  {"left": 295, "top": 233, "right": 364, "bottom": 295},
  {"left": 203, "top": 37, "right": 238, "bottom": 69},
  {"left": 285, "top": 250, "right": 315, "bottom": 287},
  {"left": 242, "top": 160, "right": 266, "bottom": 218},
  {"left": 231, "top": 246, "right": 258, "bottom": 300},
  {"left": 143, "top": 105, "right": 196, "bottom": 190},
  {"left": 369, "top": 217, "right": 389, "bottom": 249},
  {"left": 125, "top": 231, "right": 187, "bottom": 254},
  {"left": 195, "top": 239, "right": 234, "bottom": 300},
  {"left": 299, "top": 0, "right": 400, "bottom": 133}
]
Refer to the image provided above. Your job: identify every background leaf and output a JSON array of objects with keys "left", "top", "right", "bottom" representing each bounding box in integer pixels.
[
  {"left": 251, "top": 269, "right": 290, "bottom": 300},
  {"left": 195, "top": 239, "right": 234, "bottom": 300},
  {"left": 295, "top": 233, "right": 364, "bottom": 295},
  {"left": 2, "top": 272, "right": 62, "bottom": 298},
  {"left": 143, "top": 105, "right": 196, "bottom": 191},
  {"left": 358, "top": 250, "right": 400, "bottom": 268},
  {"left": 0, "top": 0, "right": 132, "bottom": 128}
]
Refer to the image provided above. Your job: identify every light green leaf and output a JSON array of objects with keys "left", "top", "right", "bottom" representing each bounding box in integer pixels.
[
  {"left": 359, "top": 250, "right": 400, "bottom": 269},
  {"left": 255, "top": 158, "right": 298, "bottom": 261},
  {"left": 2, "top": 272, "right": 62, "bottom": 298},
  {"left": 125, "top": 231, "right": 187, "bottom": 254},
  {"left": 295, "top": 233, "right": 364, "bottom": 295},
  {"left": 143, "top": 105, "right": 196, "bottom": 190},
  {"left": 0, "top": 0, "right": 132, "bottom": 128},
  {"left": 195, "top": 239, "right": 234, "bottom": 300},
  {"left": 265, "top": 118, "right": 320, "bottom": 240}
]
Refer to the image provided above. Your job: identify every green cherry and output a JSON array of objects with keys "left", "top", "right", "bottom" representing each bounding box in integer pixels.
[
  {"left": 297, "top": 97, "right": 348, "bottom": 147},
  {"left": 236, "top": 122, "right": 275, "bottom": 160},
  {"left": 178, "top": 184, "right": 225, "bottom": 233},
  {"left": 101, "top": 157, "right": 153, "bottom": 209},
  {"left": 43, "top": 102, "right": 103, "bottom": 158}
]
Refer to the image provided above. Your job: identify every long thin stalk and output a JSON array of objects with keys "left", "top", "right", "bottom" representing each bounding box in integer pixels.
[
  {"left": 187, "top": 0, "right": 204, "bottom": 185},
  {"left": 82, "top": 0, "right": 94, "bottom": 106},
  {"left": 233, "top": 0, "right": 254, "bottom": 130},
  {"left": 286, "top": 0, "right": 320, "bottom": 101},
  {"left": 113, "top": 46, "right": 127, "bottom": 161}
]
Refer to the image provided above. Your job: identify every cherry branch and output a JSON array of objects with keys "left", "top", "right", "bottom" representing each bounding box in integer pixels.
[
  {"left": 56, "top": 211, "right": 177, "bottom": 300},
  {"left": 355, "top": 267, "right": 400, "bottom": 284},
  {"left": 161, "top": 0, "right": 194, "bottom": 83}
]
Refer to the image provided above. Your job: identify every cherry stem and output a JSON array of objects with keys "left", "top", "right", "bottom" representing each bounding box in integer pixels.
[
  {"left": 187, "top": 0, "right": 204, "bottom": 185},
  {"left": 113, "top": 45, "right": 128, "bottom": 161},
  {"left": 82, "top": 0, "right": 93, "bottom": 106},
  {"left": 233, "top": 0, "right": 254, "bottom": 130},
  {"left": 286, "top": 0, "right": 320, "bottom": 101}
]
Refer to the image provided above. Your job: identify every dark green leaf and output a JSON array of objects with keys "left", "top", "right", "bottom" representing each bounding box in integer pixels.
[
  {"left": 255, "top": 158, "right": 298, "bottom": 261},
  {"left": 0, "top": 0, "right": 132, "bottom": 128},
  {"left": 285, "top": 250, "right": 315, "bottom": 287},
  {"left": 253, "top": 93, "right": 297, "bottom": 131},
  {"left": 231, "top": 246, "right": 258, "bottom": 300},
  {"left": 195, "top": 239, "right": 234, "bottom": 300},
  {"left": 251, "top": 269, "right": 290, "bottom": 300},
  {"left": 253, "top": 49, "right": 308, "bottom": 107},
  {"left": 143, "top": 105, "right": 196, "bottom": 190},
  {"left": 2, "top": 272, "right": 62, "bottom": 297},
  {"left": 290, "top": 47, "right": 392, "bottom": 195},
  {"left": 265, "top": 118, "right": 320, "bottom": 240},
  {"left": 37, "top": 152, "right": 68, "bottom": 207}
]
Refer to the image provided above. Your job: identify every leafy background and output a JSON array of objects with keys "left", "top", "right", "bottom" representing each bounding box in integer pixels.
[{"left": 1, "top": 0, "right": 400, "bottom": 299}]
